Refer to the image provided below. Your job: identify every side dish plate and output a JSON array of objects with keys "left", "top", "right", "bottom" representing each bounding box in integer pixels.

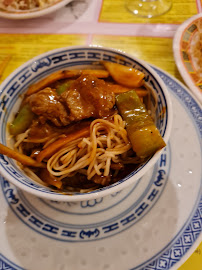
[
  {"left": 173, "top": 13, "right": 202, "bottom": 104},
  {"left": 0, "top": 0, "right": 73, "bottom": 19}
]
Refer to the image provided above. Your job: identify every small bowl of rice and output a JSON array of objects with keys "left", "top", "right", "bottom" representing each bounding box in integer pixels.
[{"left": 0, "top": 45, "right": 172, "bottom": 201}]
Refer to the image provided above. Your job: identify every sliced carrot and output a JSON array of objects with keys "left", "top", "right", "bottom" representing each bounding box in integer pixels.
[
  {"left": 135, "top": 89, "right": 148, "bottom": 97},
  {"left": 101, "top": 61, "right": 145, "bottom": 88},
  {"left": 26, "top": 69, "right": 109, "bottom": 96},
  {"left": 36, "top": 126, "right": 90, "bottom": 162},
  {"left": 0, "top": 143, "right": 45, "bottom": 168},
  {"left": 109, "top": 84, "right": 148, "bottom": 97}
]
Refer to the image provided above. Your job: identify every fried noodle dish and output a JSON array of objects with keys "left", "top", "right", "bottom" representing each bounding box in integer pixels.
[
  {"left": 0, "top": 61, "right": 166, "bottom": 194},
  {"left": 0, "top": 0, "right": 58, "bottom": 11},
  {"left": 191, "top": 18, "right": 202, "bottom": 83}
]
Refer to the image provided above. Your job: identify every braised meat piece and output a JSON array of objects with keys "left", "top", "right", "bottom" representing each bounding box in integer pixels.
[
  {"left": 60, "top": 74, "right": 115, "bottom": 121},
  {"left": 28, "top": 87, "right": 70, "bottom": 126},
  {"left": 27, "top": 75, "right": 115, "bottom": 127}
]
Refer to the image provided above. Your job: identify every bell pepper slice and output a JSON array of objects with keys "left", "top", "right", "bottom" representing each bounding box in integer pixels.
[
  {"left": 115, "top": 90, "right": 166, "bottom": 158},
  {"left": 9, "top": 104, "right": 34, "bottom": 136}
]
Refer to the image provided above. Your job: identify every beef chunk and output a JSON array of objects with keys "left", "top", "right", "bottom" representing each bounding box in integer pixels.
[
  {"left": 60, "top": 74, "right": 115, "bottom": 121},
  {"left": 28, "top": 87, "right": 70, "bottom": 126},
  {"left": 27, "top": 75, "right": 115, "bottom": 127}
]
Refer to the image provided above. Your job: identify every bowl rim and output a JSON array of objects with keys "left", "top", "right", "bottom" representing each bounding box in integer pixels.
[
  {"left": 0, "top": 45, "right": 173, "bottom": 201},
  {"left": 0, "top": 0, "right": 73, "bottom": 19}
]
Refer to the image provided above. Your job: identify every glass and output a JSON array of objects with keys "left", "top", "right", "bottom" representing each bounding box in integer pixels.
[{"left": 125, "top": 0, "right": 172, "bottom": 18}]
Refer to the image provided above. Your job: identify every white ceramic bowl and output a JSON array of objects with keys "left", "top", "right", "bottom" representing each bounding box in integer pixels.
[
  {"left": 0, "top": 0, "right": 72, "bottom": 19},
  {"left": 0, "top": 46, "right": 172, "bottom": 201}
]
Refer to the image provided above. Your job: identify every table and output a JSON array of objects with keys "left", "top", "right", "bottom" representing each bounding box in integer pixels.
[{"left": 0, "top": 0, "right": 201, "bottom": 269}]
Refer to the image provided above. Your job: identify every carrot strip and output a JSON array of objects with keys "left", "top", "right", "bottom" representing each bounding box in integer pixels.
[
  {"left": 135, "top": 90, "right": 148, "bottom": 97},
  {"left": 0, "top": 143, "right": 45, "bottom": 168},
  {"left": 26, "top": 69, "right": 109, "bottom": 96},
  {"left": 36, "top": 126, "right": 90, "bottom": 162},
  {"left": 109, "top": 84, "right": 148, "bottom": 97}
]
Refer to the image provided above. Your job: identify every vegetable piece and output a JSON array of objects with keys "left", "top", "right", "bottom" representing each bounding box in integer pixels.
[
  {"left": 109, "top": 84, "right": 148, "bottom": 97},
  {"left": 36, "top": 125, "right": 90, "bottom": 162},
  {"left": 0, "top": 143, "right": 45, "bottom": 168},
  {"left": 9, "top": 104, "right": 34, "bottom": 136},
  {"left": 115, "top": 90, "right": 166, "bottom": 158},
  {"left": 101, "top": 61, "right": 145, "bottom": 88},
  {"left": 56, "top": 80, "right": 74, "bottom": 95},
  {"left": 26, "top": 69, "right": 109, "bottom": 96}
]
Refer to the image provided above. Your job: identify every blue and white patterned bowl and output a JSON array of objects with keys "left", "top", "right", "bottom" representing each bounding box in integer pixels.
[{"left": 0, "top": 46, "right": 172, "bottom": 201}]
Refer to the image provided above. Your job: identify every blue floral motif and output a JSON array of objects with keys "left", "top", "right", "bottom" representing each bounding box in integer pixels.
[
  {"left": 79, "top": 229, "right": 100, "bottom": 239},
  {"left": 80, "top": 198, "right": 103, "bottom": 208},
  {"left": 31, "top": 57, "right": 51, "bottom": 72},
  {"left": 154, "top": 170, "right": 166, "bottom": 187},
  {"left": 158, "top": 259, "right": 167, "bottom": 269},
  {"left": 5, "top": 188, "right": 19, "bottom": 204}
]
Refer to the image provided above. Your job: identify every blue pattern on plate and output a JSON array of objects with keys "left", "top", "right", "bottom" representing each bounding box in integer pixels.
[
  {"left": 139, "top": 198, "right": 202, "bottom": 270},
  {"left": 0, "top": 254, "right": 24, "bottom": 270}
]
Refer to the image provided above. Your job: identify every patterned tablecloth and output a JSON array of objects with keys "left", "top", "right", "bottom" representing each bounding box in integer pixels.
[{"left": 0, "top": 0, "right": 201, "bottom": 269}]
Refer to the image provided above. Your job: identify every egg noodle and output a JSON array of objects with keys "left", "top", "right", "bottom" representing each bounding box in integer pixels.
[
  {"left": 14, "top": 114, "right": 144, "bottom": 190},
  {"left": 47, "top": 114, "right": 141, "bottom": 182}
]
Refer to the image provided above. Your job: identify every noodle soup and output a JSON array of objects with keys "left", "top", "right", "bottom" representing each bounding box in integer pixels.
[{"left": 0, "top": 46, "right": 172, "bottom": 201}]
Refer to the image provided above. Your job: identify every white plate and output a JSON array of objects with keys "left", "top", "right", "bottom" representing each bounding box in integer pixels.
[
  {"left": 173, "top": 13, "right": 202, "bottom": 104},
  {"left": 0, "top": 0, "right": 73, "bottom": 19},
  {"left": 0, "top": 67, "right": 201, "bottom": 270}
]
